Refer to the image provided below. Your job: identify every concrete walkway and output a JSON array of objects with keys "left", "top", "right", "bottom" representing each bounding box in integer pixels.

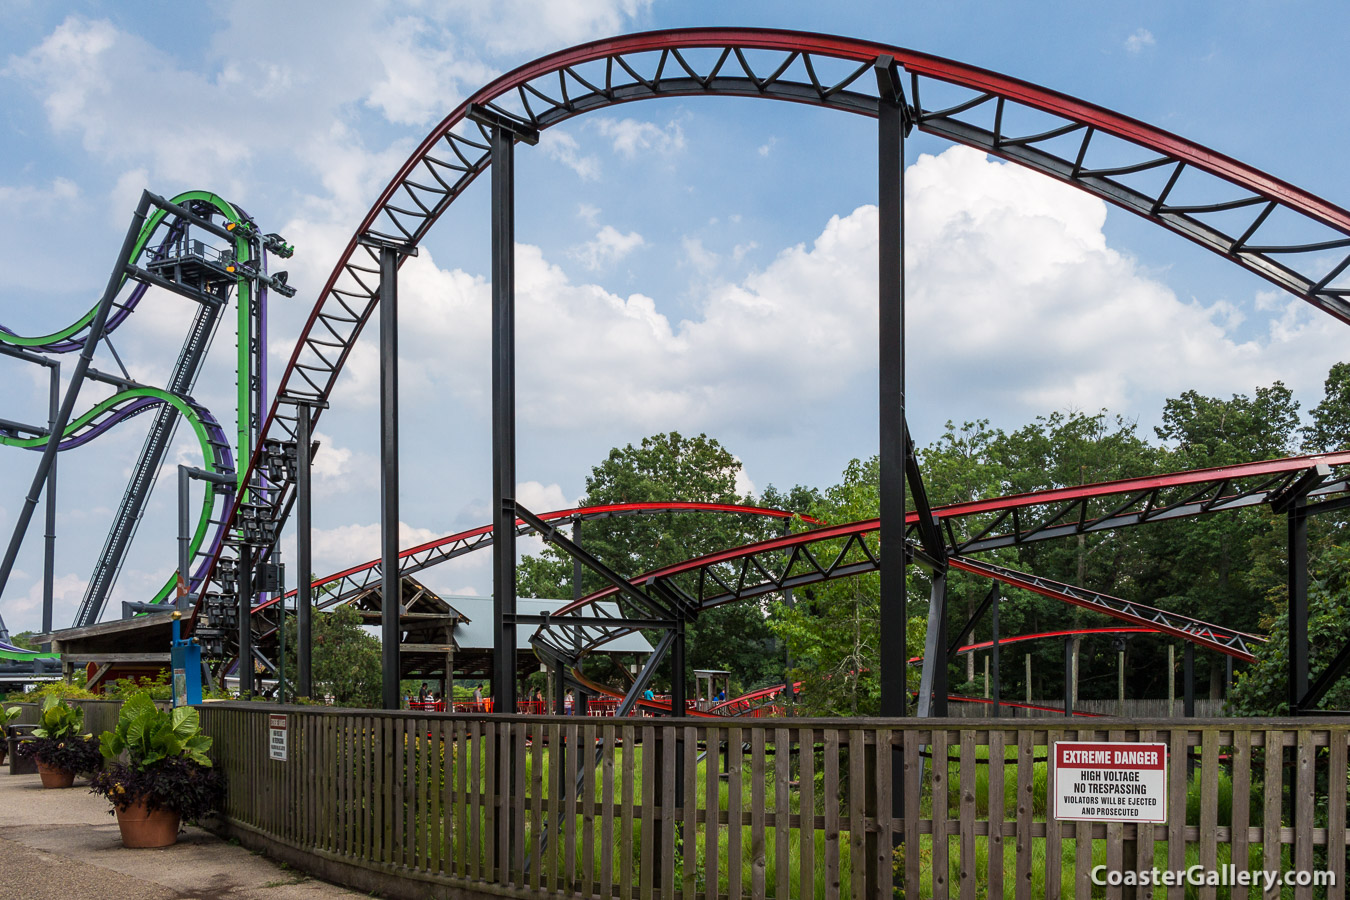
[{"left": 0, "top": 770, "right": 359, "bottom": 899}]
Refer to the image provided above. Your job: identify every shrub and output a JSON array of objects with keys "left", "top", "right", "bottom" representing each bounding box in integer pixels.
[
  {"left": 103, "top": 669, "right": 173, "bottom": 702},
  {"left": 7, "top": 680, "right": 96, "bottom": 703}
]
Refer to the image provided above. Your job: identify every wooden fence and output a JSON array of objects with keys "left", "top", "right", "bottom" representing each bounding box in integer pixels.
[
  {"left": 199, "top": 704, "right": 1349, "bottom": 900},
  {"left": 937, "top": 698, "right": 1228, "bottom": 719}
]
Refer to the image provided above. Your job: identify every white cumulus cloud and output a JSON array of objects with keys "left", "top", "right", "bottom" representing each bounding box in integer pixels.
[
  {"left": 381, "top": 145, "right": 1350, "bottom": 443},
  {"left": 570, "top": 225, "right": 645, "bottom": 270}
]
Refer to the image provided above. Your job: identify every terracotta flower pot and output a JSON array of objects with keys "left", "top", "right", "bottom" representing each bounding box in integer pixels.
[
  {"left": 115, "top": 798, "right": 181, "bottom": 848},
  {"left": 36, "top": 761, "right": 75, "bottom": 789}
]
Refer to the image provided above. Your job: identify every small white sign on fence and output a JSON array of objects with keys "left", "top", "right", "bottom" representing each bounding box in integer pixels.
[
  {"left": 268, "top": 714, "right": 288, "bottom": 762},
  {"left": 1052, "top": 741, "right": 1167, "bottom": 823}
]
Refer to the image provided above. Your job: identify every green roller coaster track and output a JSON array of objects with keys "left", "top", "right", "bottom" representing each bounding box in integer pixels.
[
  {"left": 0, "top": 387, "right": 231, "bottom": 608},
  {"left": 1, "top": 190, "right": 256, "bottom": 614}
]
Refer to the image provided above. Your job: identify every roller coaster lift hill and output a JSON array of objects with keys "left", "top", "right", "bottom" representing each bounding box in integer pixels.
[{"left": 1, "top": 29, "right": 1348, "bottom": 724}]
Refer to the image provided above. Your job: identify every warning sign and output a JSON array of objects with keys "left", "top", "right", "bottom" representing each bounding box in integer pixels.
[
  {"left": 269, "top": 714, "right": 288, "bottom": 762},
  {"left": 1052, "top": 741, "right": 1166, "bottom": 823}
]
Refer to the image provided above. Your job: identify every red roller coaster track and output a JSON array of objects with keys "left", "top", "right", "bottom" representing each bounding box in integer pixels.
[
  {"left": 192, "top": 28, "right": 1350, "bottom": 644},
  {"left": 527, "top": 452, "right": 1327, "bottom": 668},
  {"left": 250, "top": 501, "right": 817, "bottom": 615}
]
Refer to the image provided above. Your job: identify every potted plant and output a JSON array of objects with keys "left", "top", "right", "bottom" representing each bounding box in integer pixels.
[
  {"left": 0, "top": 706, "right": 21, "bottom": 767},
  {"left": 90, "top": 694, "right": 223, "bottom": 848},
  {"left": 15, "top": 696, "right": 101, "bottom": 788}
]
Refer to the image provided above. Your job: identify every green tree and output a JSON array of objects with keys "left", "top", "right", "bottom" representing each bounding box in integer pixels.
[
  {"left": 1155, "top": 384, "right": 1299, "bottom": 466},
  {"left": 1227, "top": 543, "right": 1350, "bottom": 716},
  {"left": 768, "top": 456, "right": 930, "bottom": 715},
  {"left": 1145, "top": 386, "right": 1298, "bottom": 626},
  {"left": 518, "top": 432, "right": 815, "bottom": 693},
  {"left": 1123, "top": 383, "right": 1301, "bottom": 698},
  {"left": 1302, "top": 362, "right": 1350, "bottom": 453},
  {"left": 283, "top": 604, "right": 382, "bottom": 707}
]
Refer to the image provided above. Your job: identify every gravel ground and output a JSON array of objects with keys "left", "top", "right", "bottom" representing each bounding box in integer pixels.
[{"left": 0, "top": 770, "right": 360, "bottom": 899}]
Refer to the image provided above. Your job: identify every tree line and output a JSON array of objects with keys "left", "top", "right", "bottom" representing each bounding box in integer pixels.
[{"left": 518, "top": 363, "right": 1350, "bottom": 716}]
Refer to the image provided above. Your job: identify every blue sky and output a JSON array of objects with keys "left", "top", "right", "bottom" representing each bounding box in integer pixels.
[{"left": 2, "top": 1, "right": 1348, "bottom": 632}]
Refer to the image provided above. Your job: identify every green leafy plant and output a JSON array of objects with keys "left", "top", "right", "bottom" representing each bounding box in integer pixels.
[
  {"left": 33, "top": 695, "right": 85, "bottom": 741},
  {"left": 17, "top": 696, "right": 100, "bottom": 774},
  {"left": 99, "top": 693, "right": 212, "bottom": 769}
]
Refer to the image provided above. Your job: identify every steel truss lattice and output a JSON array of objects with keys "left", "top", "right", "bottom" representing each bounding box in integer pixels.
[{"left": 181, "top": 30, "right": 1350, "bottom": 711}]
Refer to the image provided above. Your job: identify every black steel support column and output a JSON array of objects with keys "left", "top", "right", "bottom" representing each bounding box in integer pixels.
[
  {"left": 1288, "top": 501, "right": 1309, "bottom": 712},
  {"left": 1183, "top": 642, "right": 1195, "bottom": 718},
  {"left": 877, "top": 57, "right": 907, "bottom": 719},
  {"left": 379, "top": 244, "right": 402, "bottom": 710},
  {"left": 41, "top": 362, "right": 58, "bottom": 640},
  {"left": 990, "top": 585, "right": 1001, "bottom": 718},
  {"left": 0, "top": 192, "right": 151, "bottom": 603},
  {"left": 295, "top": 400, "right": 316, "bottom": 699},
  {"left": 1063, "top": 638, "right": 1074, "bottom": 717},
  {"left": 238, "top": 546, "right": 254, "bottom": 696},
  {"left": 876, "top": 59, "right": 909, "bottom": 872},
  {"left": 491, "top": 124, "right": 519, "bottom": 715}
]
